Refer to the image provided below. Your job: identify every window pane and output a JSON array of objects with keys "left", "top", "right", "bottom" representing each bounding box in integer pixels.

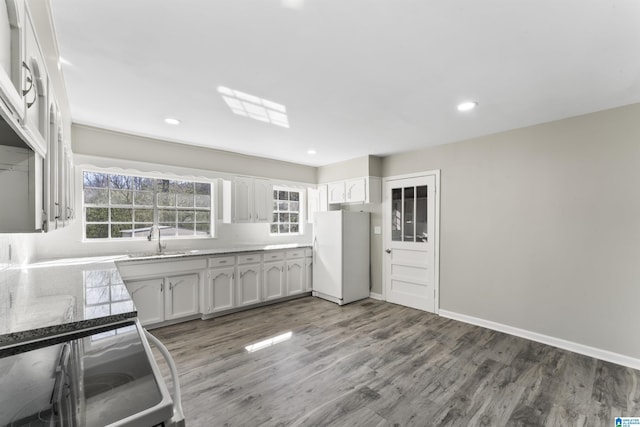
[
  {"left": 86, "top": 207, "right": 108, "bottom": 222},
  {"left": 290, "top": 213, "right": 299, "bottom": 223},
  {"left": 86, "top": 224, "right": 108, "bottom": 239},
  {"left": 391, "top": 188, "right": 402, "bottom": 241},
  {"left": 195, "top": 182, "right": 210, "bottom": 195},
  {"left": 109, "top": 174, "right": 132, "bottom": 190},
  {"left": 273, "top": 201, "right": 279, "bottom": 211},
  {"left": 83, "top": 172, "right": 108, "bottom": 188},
  {"left": 178, "top": 211, "right": 195, "bottom": 223},
  {"left": 270, "top": 224, "right": 278, "bottom": 233},
  {"left": 157, "top": 193, "right": 175, "bottom": 207},
  {"left": 133, "top": 176, "right": 155, "bottom": 191},
  {"left": 278, "top": 190, "right": 287, "bottom": 200},
  {"left": 290, "top": 201, "right": 299, "bottom": 212},
  {"left": 403, "top": 187, "right": 414, "bottom": 242},
  {"left": 171, "top": 180, "right": 194, "bottom": 194},
  {"left": 159, "top": 210, "right": 176, "bottom": 222},
  {"left": 133, "top": 224, "right": 153, "bottom": 237},
  {"left": 134, "top": 191, "right": 154, "bottom": 206},
  {"left": 279, "top": 213, "right": 289, "bottom": 222},
  {"left": 279, "top": 224, "right": 289, "bottom": 233},
  {"left": 416, "top": 185, "right": 428, "bottom": 243},
  {"left": 195, "top": 195, "right": 210, "bottom": 208},
  {"left": 159, "top": 224, "right": 176, "bottom": 236},
  {"left": 111, "top": 224, "right": 132, "bottom": 238},
  {"left": 111, "top": 208, "right": 133, "bottom": 222},
  {"left": 176, "top": 223, "right": 194, "bottom": 235},
  {"left": 290, "top": 223, "right": 299, "bottom": 233},
  {"left": 111, "top": 189, "right": 133, "bottom": 205},
  {"left": 195, "top": 223, "right": 210, "bottom": 235},
  {"left": 134, "top": 209, "right": 154, "bottom": 223},
  {"left": 177, "top": 193, "right": 194, "bottom": 207},
  {"left": 290, "top": 192, "right": 299, "bottom": 202},
  {"left": 278, "top": 201, "right": 288, "bottom": 210},
  {"left": 273, "top": 190, "right": 278, "bottom": 199},
  {"left": 195, "top": 211, "right": 210, "bottom": 222},
  {"left": 84, "top": 188, "right": 108, "bottom": 204},
  {"left": 273, "top": 213, "right": 279, "bottom": 222}
]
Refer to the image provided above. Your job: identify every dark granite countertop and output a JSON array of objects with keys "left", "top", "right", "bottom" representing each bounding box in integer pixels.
[{"left": 0, "top": 256, "right": 135, "bottom": 350}]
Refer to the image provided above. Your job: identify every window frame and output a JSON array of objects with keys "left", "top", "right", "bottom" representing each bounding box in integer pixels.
[
  {"left": 270, "top": 186, "right": 303, "bottom": 236},
  {"left": 82, "top": 168, "right": 215, "bottom": 241}
]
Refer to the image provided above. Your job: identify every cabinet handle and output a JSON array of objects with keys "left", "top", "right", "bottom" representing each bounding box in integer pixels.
[
  {"left": 22, "top": 61, "right": 37, "bottom": 108},
  {"left": 160, "top": 282, "right": 164, "bottom": 292},
  {"left": 281, "top": 266, "right": 284, "bottom": 272},
  {"left": 219, "top": 260, "right": 227, "bottom": 264}
]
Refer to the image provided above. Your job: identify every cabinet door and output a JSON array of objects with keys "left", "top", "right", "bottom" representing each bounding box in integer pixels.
[
  {"left": 305, "top": 257, "right": 313, "bottom": 292},
  {"left": 22, "top": 10, "right": 47, "bottom": 154},
  {"left": 0, "top": 0, "right": 24, "bottom": 118},
  {"left": 286, "top": 260, "right": 304, "bottom": 296},
  {"left": 237, "top": 264, "right": 261, "bottom": 306},
  {"left": 126, "top": 278, "right": 164, "bottom": 326},
  {"left": 263, "top": 261, "right": 285, "bottom": 300},
  {"left": 327, "top": 181, "right": 345, "bottom": 204},
  {"left": 207, "top": 267, "right": 235, "bottom": 313},
  {"left": 165, "top": 274, "right": 199, "bottom": 320},
  {"left": 253, "top": 178, "right": 272, "bottom": 222},
  {"left": 345, "top": 178, "right": 366, "bottom": 203},
  {"left": 234, "top": 177, "right": 252, "bottom": 222}
]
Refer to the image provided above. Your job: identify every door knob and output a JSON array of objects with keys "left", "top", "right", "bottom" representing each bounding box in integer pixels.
[{"left": 385, "top": 249, "right": 391, "bottom": 254}]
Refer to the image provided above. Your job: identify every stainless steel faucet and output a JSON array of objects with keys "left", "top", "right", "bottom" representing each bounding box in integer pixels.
[{"left": 148, "top": 225, "right": 166, "bottom": 253}]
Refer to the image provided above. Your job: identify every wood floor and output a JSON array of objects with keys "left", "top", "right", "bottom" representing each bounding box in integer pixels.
[{"left": 150, "top": 297, "right": 640, "bottom": 426}]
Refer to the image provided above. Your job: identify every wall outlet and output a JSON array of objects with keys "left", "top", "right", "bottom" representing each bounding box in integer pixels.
[{"left": 373, "top": 226, "right": 381, "bottom": 235}]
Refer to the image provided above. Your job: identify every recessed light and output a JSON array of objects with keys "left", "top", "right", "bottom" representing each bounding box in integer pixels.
[
  {"left": 307, "top": 149, "right": 317, "bottom": 155},
  {"left": 457, "top": 101, "right": 478, "bottom": 112},
  {"left": 164, "top": 118, "right": 181, "bottom": 125},
  {"left": 59, "top": 57, "right": 72, "bottom": 67}
]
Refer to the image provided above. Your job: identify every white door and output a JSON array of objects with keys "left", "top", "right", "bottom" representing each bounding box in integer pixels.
[
  {"left": 383, "top": 172, "right": 439, "bottom": 313},
  {"left": 286, "top": 259, "right": 305, "bottom": 295},
  {"left": 237, "top": 264, "right": 261, "bottom": 306},
  {"left": 263, "top": 261, "right": 285, "bottom": 300}
]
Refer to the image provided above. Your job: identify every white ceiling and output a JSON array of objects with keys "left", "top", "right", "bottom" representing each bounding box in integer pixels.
[{"left": 51, "top": 0, "right": 640, "bottom": 167}]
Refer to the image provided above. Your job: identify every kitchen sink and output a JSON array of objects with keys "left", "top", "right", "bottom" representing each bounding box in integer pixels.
[{"left": 127, "top": 250, "right": 187, "bottom": 259}]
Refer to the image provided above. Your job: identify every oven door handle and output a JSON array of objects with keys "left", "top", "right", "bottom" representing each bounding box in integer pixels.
[{"left": 144, "top": 329, "right": 185, "bottom": 426}]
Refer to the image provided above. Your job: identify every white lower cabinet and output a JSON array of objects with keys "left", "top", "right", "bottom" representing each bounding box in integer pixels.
[
  {"left": 263, "top": 261, "right": 285, "bottom": 301},
  {"left": 237, "top": 263, "right": 261, "bottom": 306},
  {"left": 286, "top": 259, "right": 305, "bottom": 296},
  {"left": 127, "top": 278, "right": 164, "bottom": 326},
  {"left": 165, "top": 274, "right": 199, "bottom": 321},
  {"left": 206, "top": 267, "right": 235, "bottom": 314},
  {"left": 126, "top": 273, "right": 199, "bottom": 327}
]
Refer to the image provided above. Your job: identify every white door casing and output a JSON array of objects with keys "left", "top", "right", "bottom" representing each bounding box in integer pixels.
[{"left": 383, "top": 171, "right": 440, "bottom": 313}]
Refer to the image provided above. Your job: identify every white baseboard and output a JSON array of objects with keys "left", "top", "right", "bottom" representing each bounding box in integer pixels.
[
  {"left": 369, "top": 292, "right": 383, "bottom": 300},
  {"left": 439, "top": 309, "right": 640, "bottom": 371}
]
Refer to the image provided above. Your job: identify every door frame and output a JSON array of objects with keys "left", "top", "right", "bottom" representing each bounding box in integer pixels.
[{"left": 382, "top": 170, "right": 441, "bottom": 313}]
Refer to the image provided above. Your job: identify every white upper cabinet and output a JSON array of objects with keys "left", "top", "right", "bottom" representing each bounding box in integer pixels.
[
  {"left": 327, "top": 177, "right": 381, "bottom": 205},
  {"left": 327, "top": 181, "right": 345, "bottom": 204},
  {"left": 0, "top": 0, "right": 24, "bottom": 120},
  {"left": 233, "top": 176, "right": 272, "bottom": 223},
  {"left": 22, "top": 7, "right": 47, "bottom": 155}
]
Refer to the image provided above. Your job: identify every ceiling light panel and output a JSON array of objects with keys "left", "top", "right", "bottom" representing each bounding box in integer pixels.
[{"left": 218, "top": 86, "right": 290, "bottom": 128}]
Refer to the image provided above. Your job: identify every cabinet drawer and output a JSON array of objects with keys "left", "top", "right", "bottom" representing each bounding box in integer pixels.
[
  {"left": 304, "top": 248, "right": 312, "bottom": 257},
  {"left": 285, "top": 249, "right": 305, "bottom": 259},
  {"left": 264, "top": 251, "right": 285, "bottom": 262},
  {"left": 238, "top": 253, "right": 262, "bottom": 264},
  {"left": 208, "top": 256, "right": 235, "bottom": 268}
]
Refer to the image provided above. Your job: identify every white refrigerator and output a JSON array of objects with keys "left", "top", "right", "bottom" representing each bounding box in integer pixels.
[{"left": 312, "top": 211, "right": 370, "bottom": 305}]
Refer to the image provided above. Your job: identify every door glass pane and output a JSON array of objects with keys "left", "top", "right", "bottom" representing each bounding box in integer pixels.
[
  {"left": 403, "top": 187, "right": 414, "bottom": 242},
  {"left": 391, "top": 188, "right": 402, "bottom": 241},
  {"left": 416, "top": 185, "right": 428, "bottom": 243}
]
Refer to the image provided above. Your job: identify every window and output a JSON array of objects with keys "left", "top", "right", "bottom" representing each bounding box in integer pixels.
[
  {"left": 83, "top": 171, "right": 212, "bottom": 240},
  {"left": 271, "top": 189, "right": 300, "bottom": 234}
]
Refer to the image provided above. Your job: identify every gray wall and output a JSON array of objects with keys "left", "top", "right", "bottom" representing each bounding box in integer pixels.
[
  {"left": 72, "top": 125, "right": 317, "bottom": 183},
  {"left": 382, "top": 103, "right": 640, "bottom": 359}
]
